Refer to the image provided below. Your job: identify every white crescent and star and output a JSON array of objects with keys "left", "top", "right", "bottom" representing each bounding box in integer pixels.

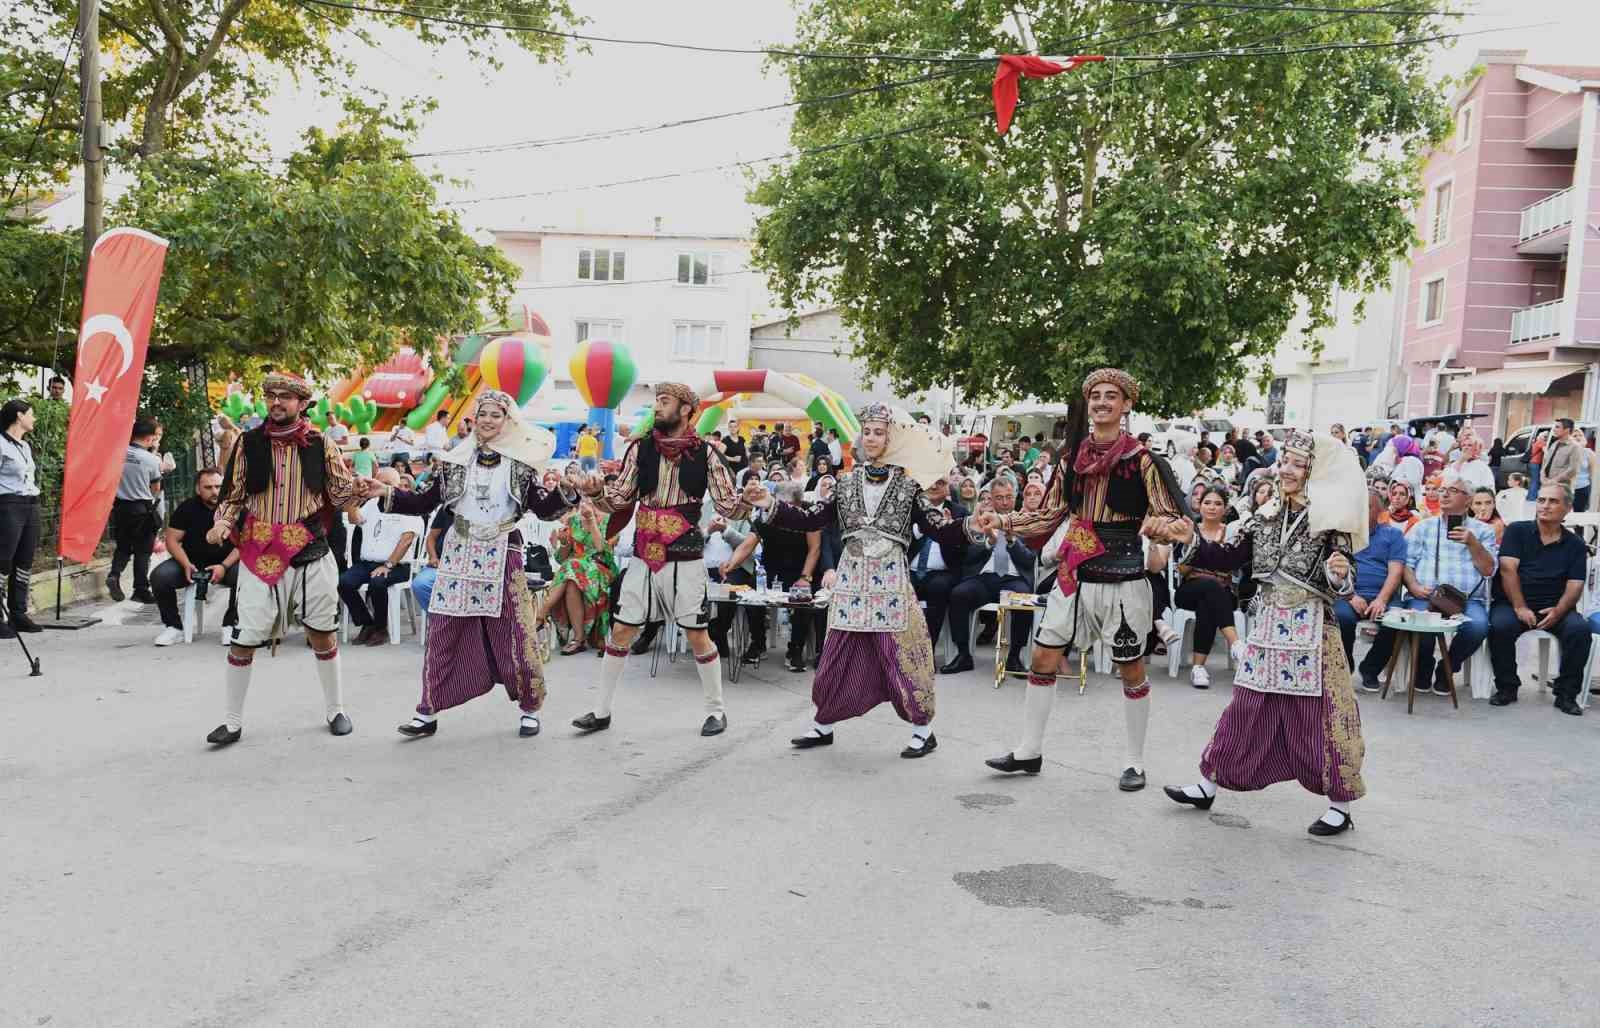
[{"left": 77, "top": 313, "right": 135, "bottom": 404}]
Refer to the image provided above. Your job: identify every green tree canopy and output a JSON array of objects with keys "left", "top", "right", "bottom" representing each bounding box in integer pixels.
[
  {"left": 1, "top": 0, "right": 574, "bottom": 373},
  {"left": 750, "top": 0, "right": 1453, "bottom": 416}
]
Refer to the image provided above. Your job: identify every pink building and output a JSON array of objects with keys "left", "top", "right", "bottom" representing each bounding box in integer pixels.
[{"left": 1398, "top": 50, "right": 1600, "bottom": 435}]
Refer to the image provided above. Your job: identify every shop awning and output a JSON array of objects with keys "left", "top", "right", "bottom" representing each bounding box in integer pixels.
[{"left": 1446, "top": 362, "right": 1589, "bottom": 395}]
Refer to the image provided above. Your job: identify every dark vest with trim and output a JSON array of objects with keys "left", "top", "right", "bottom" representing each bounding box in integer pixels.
[
  {"left": 222, "top": 425, "right": 331, "bottom": 527},
  {"left": 635, "top": 434, "right": 709, "bottom": 502}
]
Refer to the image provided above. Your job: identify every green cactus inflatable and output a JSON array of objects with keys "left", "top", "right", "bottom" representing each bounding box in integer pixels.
[{"left": 343, "top": 394, "right": 378, "bottom": 434}]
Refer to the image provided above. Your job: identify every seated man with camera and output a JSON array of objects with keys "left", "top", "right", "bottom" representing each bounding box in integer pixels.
[
  {"left": 1356, "top": 470, "right": 1496, "bottom": 694},
  {"left": 152, "top": 467, "right": 240, "bottom": 646}
]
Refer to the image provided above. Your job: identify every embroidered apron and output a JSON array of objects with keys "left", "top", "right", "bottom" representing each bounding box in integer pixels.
[
  {"left": 236, "top": 514, "right": 314, "bottom": 586},
  {"left": 1235, "top": 582, "right": 1324, "bottom": 697},
  {"left": 429, "top": 516, "right": 513, "bottom": 618},
  {"left": 830, "top": 536, "right": 910, "bottom": 633},
  {"left": 633, "top": 504, "right": 695, "bottom": 573}
]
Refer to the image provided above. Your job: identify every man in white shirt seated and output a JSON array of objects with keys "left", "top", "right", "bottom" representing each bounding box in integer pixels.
[
  {"left": 337, "top": 468, "right": 420, "bottom": 646},
  {"left": 422, "top": 410, "right": 451, "bottom": 452}
]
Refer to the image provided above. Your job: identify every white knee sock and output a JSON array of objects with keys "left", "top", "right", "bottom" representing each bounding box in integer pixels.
[
  {"left": 314, "top": 643, "right": 343, "bottom": 721},
  {"left": 597, "top": 646, "right": 627, "bottom": 717},
  {"left": 1182, "top": 776, "right": 1217, "bottom": 800},
  {"left": 911, "top": 721, "right": 933, "bottom": 740},
  {"left": 1123, "top": 683, "right": 1150, "bottom": 772},
  {"left": 694, "top": 649, "right": 724, "bottom": 715},
  {"left": 810, "top": 718, "right": 833, "bottom": 736},
  {"left": 1013, "top": 679, "right": 1057, "bottom": 760},
  {"left": 225, "top": 652, "right": 252, "bottom": 731}
]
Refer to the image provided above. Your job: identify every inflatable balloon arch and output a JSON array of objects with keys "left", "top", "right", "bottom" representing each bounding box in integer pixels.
[{"left": 634, "top": 369, "right": 861, "bottom": 443}]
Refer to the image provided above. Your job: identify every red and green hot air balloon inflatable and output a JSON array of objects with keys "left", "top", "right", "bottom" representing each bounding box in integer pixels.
[
  {"left": 479, "top": 335, "right": 548, "bottom": 407},
  {"left": 569, "top": 340, "right": 638, "bottom": 459}
]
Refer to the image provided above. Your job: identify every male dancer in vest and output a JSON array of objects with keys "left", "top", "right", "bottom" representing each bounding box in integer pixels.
[
  {"left": 203, "top": 372, "right": 362, "bottom": 746},
  {"left": 976, "top": 368, "right": 1188, "bottom": 790},
  {"left": 570, "top": 382, "right": 753, "bottom": 737}
]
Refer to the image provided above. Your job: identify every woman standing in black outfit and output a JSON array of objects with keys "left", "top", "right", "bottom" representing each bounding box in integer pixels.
[{"left": 0, "top": 399, "right": 43, "bottom": 637}]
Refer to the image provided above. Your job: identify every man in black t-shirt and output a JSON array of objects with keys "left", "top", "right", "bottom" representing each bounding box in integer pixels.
[
  {"left": 151, "top": 468, "right": 239, "bottom": 646},
  {"left": 1488, "top": 483, "right": 1591, "bottom": 714}
]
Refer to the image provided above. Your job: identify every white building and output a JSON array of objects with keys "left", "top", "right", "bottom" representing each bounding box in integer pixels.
[
  {"left": 490, "top": 226, "right": 772, "bottom": 413},
  {"left": 1244, "top": 263, "right": 1409, "bottom": 431}
]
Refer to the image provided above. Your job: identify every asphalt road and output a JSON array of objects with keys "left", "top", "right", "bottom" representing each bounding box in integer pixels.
[{"left": 2, "top": 600, "right": 1597, "bottom": 1026}]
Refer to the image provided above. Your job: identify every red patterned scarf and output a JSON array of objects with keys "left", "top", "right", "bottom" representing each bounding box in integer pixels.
[
  {"left": 1073, "top": 430, "right": 1142, "bottom": 479},
  {"left": 265, "top": 416, "right": 312, "bottom": 448},
  {"left": 651, "top": 428, "right": 702, "bottom": 464}
]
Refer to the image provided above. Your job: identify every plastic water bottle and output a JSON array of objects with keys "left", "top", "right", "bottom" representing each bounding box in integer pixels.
[{"left": 756, "top": 565, "right": 767, "bottom": 592}]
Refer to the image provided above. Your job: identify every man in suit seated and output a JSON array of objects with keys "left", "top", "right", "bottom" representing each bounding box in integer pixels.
[
  {"left": 911, "top": 476, "right": 967, "bottom": 648},
  {"left": 941, "top": 476, "right": 1035, "bottom": 674}
]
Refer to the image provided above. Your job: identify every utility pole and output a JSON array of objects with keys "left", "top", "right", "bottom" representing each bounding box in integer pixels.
[{"left": 79, "top": 0, "right": 103, "bottom": 262}]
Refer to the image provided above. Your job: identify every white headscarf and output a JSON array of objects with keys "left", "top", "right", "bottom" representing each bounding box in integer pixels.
[
  {"left": 1305, "top": 433, "right": 1369, "bottom": 553},
  {"left": 861, "top": 405, "right": 954, "bottom": 489},
  {"left": 439, "top": 389, "right": 555, "bottom": 468}
]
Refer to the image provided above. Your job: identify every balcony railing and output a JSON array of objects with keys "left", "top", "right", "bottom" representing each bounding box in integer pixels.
[
  {"left": 1519, "top": 187, "right": 1575, "bottom": 242},
  {"left": 1510, "top": 298, "right": 1565, "bottom": 344}
]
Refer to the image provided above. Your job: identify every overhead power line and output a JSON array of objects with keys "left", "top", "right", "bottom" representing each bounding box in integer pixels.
[{"left": 1110, "top": 0, "right": 1463, "bottom": 15}]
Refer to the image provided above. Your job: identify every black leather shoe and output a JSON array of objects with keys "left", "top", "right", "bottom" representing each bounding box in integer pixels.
[
  {"left": 1005, "top": 653, "right": 1026, "bottom": 674},
  {"left": 701, "top": 713, "right": 727, "bottom": 736},
  {"left": 327, "top": 712, "right": 353, "bottom": 736},
  {"left": 1489, "top": 691, "right": 1518, "bottom": 707},
  {"left": 519, "top": 715, "right": 541, "bottom": 737},
  {"left": 1308, "top": 810, "right": 1354, "bottom": 836},
  {"left": 131, "top": 590, "right": 156, "bottom": 604},
  {"left": 784, "top": 655, "right": 808, "bottom": 673},
  {"left": 629, "top": 629, "right": 658, "bottom": 656},
  {"left": 397, "top": 718, "right": 437, "bottom": 737},
  {"left": 206, "top": 724, "right": 241, "bottom": 746},
  {"left": 1163, "top": 784, "right": 1215, "bottom": 810},
  {"left": 353, "top": 625, "right": 374, "bottom": 645},
  {"left": 10, "top": 614, "right": 42, "bottom": 633},
  {"left": 572, "top": 712, "right": 611, "bottom": 734},
  {"left": 1118, "top": 767, "right": 1147, "bottom": 792},
  {"left": 940, "top": 654, "right": 975, "bottom": 674},
  {"left": 985, "top": 752, "right": 1042, "bottom": 775},
  {"left": 0, "top": 621, "right": 15, "bottom": 639},
  {"left": 975, "top": 628, "right": 997, "bottom": 646},
  {"left": 106, "top": 576, "right": 124, "bottom": 602},
  {"left": 900, "top": 733, "right": 937, "bottom": 758},
  {"left": 1554, "top": 698, "right": 1584, "bottom": 716},
  {"left": 791, "top": 731, "right": 834, "bottom": 749}
]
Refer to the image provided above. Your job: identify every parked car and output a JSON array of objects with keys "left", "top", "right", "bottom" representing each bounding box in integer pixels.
[
  {"left": 1150, "top": 417, "right": 1233, "bottom": 456},
  {"left": 1495, "top": 421, "right": 1599, "bottom": 490}
]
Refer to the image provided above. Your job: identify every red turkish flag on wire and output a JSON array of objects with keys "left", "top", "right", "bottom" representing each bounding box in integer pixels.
[
  {"left": 992, "top": 54, "right": 1105, "bottom": 135},
  {"left": 58, "top": 227, "right": 170, "bottom": 563}
]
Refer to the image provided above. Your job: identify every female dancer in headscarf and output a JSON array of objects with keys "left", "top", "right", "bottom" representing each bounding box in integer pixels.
[
  {"left": 366, "top": 390, "right": 581, "bottom": 739},
  {"left": 743, "top": 404, "right": 970, "bottom": 758},
  {"left": 1165, "top": 431, "right": 1367, "bottom": 836}
]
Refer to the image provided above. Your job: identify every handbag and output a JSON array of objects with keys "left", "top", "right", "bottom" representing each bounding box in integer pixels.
[{"left": 1426, "top": 518, "right": 1471, "bottom": 618}]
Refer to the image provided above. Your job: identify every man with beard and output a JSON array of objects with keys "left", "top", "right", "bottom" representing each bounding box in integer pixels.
[
  {"left": 203, "top": 373, "right": 362, "bottom": 746},
  {"left": 569, "top": 383, "right": 754, "bottom": 737},
  {"left": 977, "top": 369, "right": 1188, "bottom": 791}
]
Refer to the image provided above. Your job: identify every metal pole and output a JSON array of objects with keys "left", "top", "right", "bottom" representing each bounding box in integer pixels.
[{"left": 79, "top": 0, "right": 102, "bottom": 263}]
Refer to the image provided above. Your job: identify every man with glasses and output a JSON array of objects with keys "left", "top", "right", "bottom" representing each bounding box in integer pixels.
[
  {"left": 202, "top": 372, "right": 363, "bottom": 747},
  {"left": 1356, "top": 470, "right": 1496, "bottom": 695}
]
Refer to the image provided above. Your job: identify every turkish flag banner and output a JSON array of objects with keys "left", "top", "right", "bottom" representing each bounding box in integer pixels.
[
  {"left": 992, "top": 54, "right": 1104, "bottom": 135},
  {"left": 58, "top": 227, "right": 170, "bottom": 563}
]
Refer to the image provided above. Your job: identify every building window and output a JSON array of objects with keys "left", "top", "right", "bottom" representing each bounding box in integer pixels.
[
  {"left": 1455, "top": 102, "right": 1475, "bottom": 150},
  {"left": 671, "top": 321, "right": 726, "bottom": 361},
  {"left": 577, "top": 248, "right": 625, "bottom": 281},
  {"left": 675, "top": 250, "right": 726, "bottom": 286},
  {"left": 1420, "top": 275, "right": 1446, "bottom": 327},
  {"left": 576, "top": 318, "right": 625, "bottom": 343},
  {"left": 1266, "top": 377, "right": 1287, "bottom": 425},
  {"left": 1428, "top": 179, "right": 1453, "bottom": 247}
]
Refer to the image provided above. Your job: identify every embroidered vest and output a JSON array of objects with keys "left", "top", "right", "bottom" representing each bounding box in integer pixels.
[{"left": 635, "top": 435, "right": 708, "bottom": 501}]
